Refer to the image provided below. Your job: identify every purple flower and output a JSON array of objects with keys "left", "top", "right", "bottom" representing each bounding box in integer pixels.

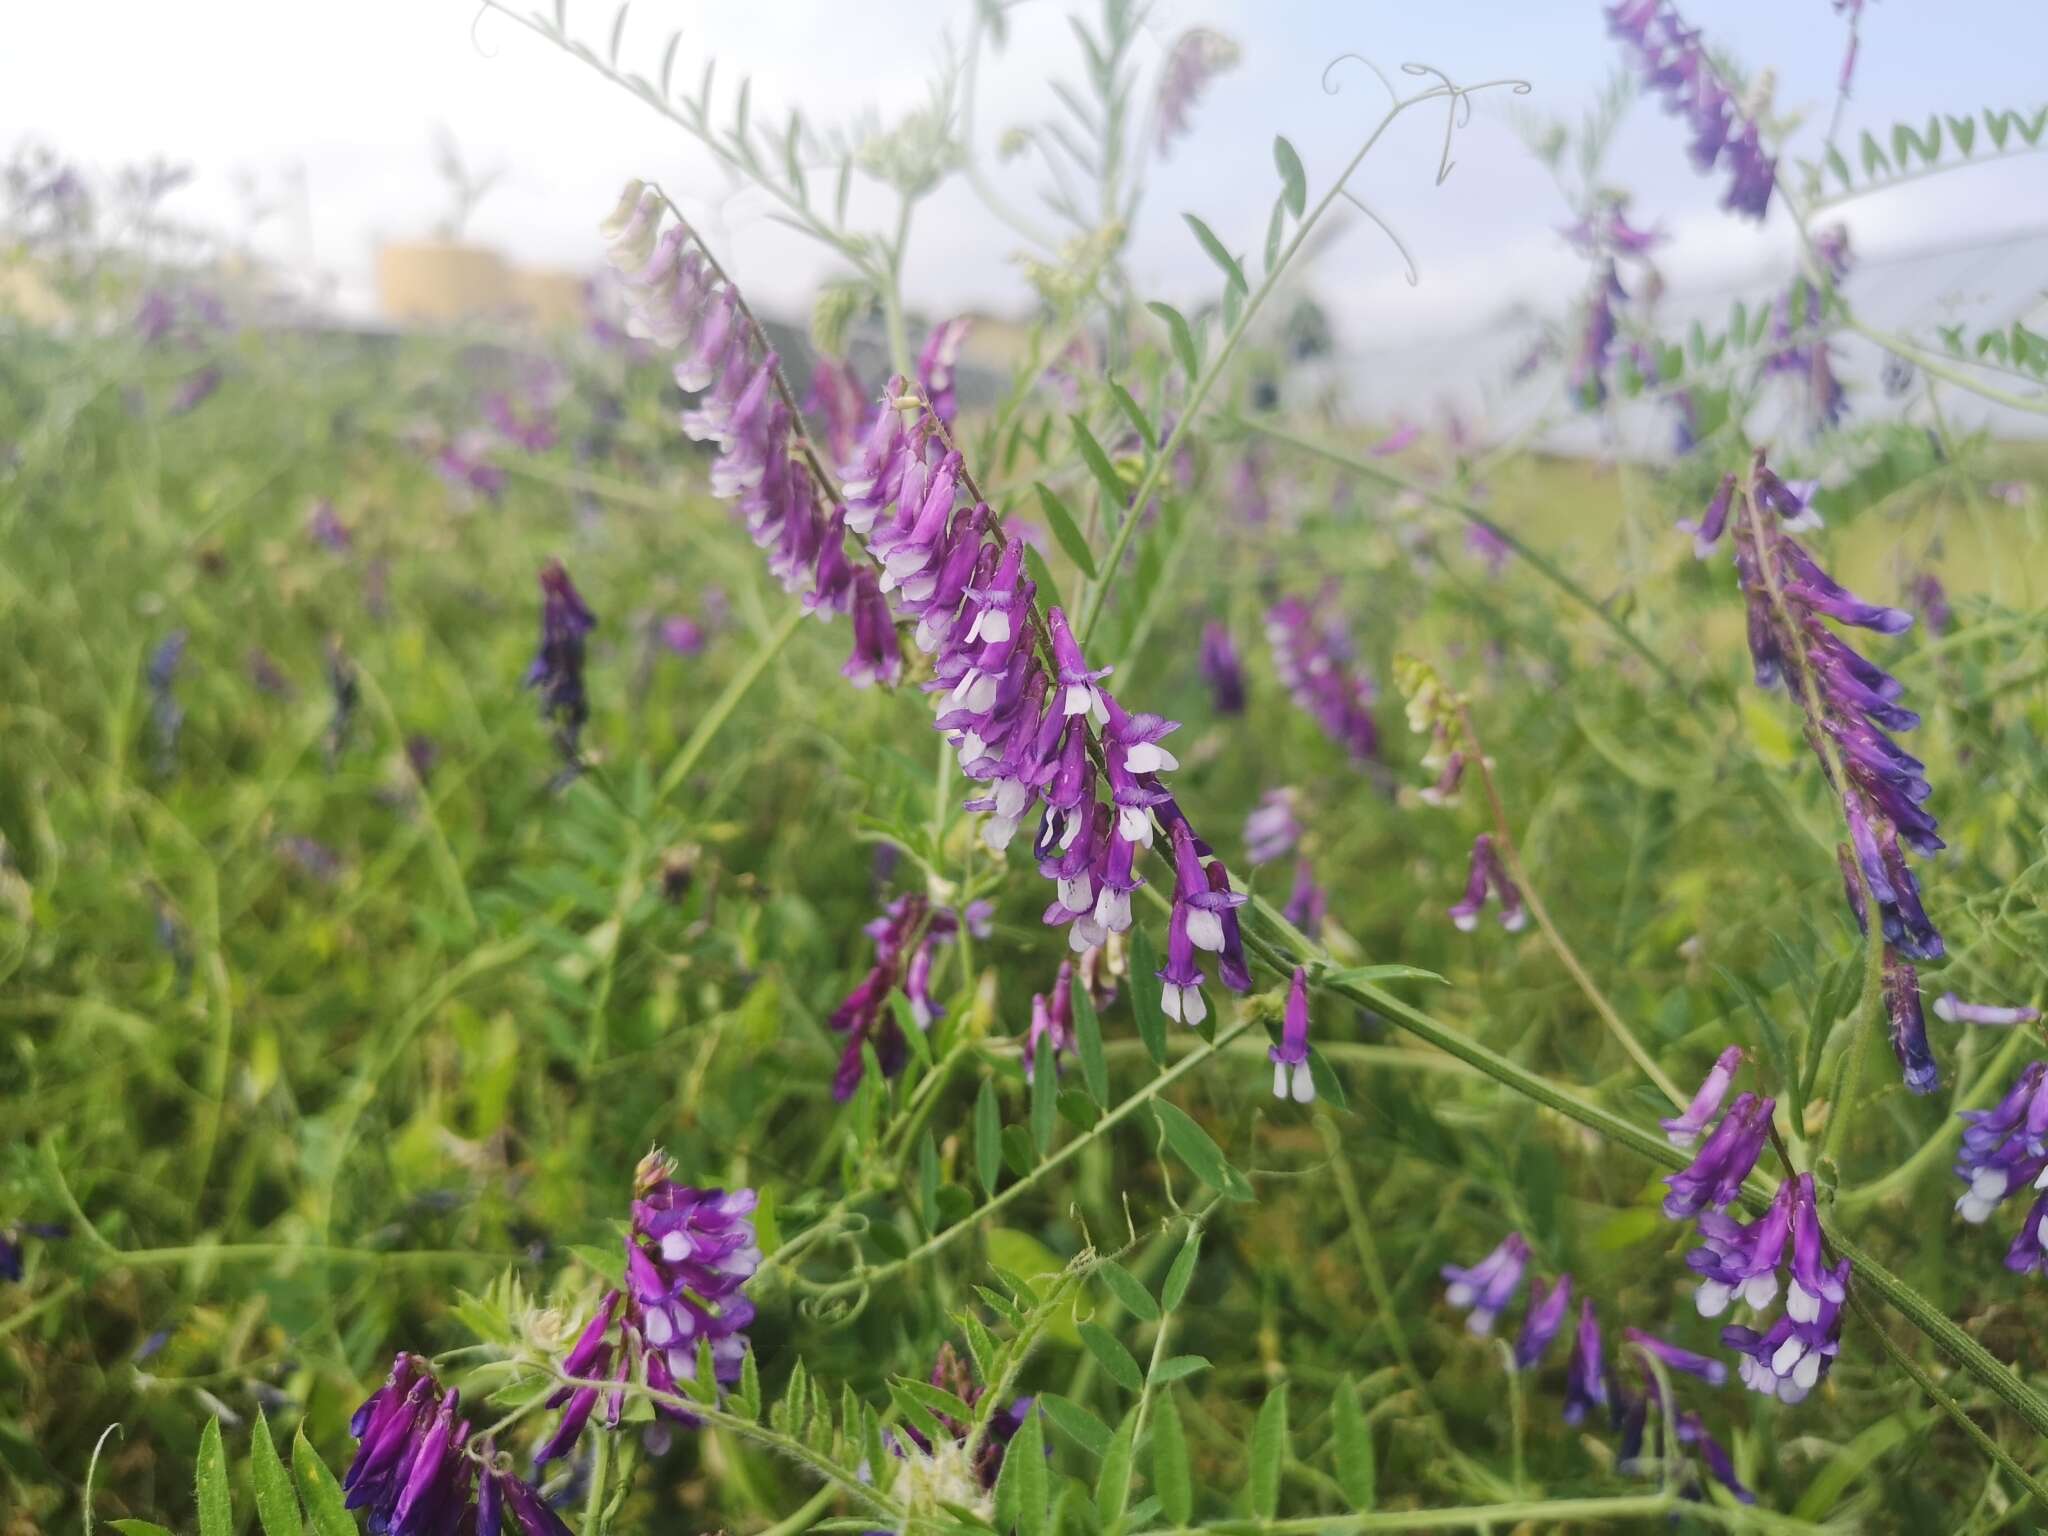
[
  {"left": 1441, "top": 1232, "right": 1530, "bottom": 1336},
  {"left": 527, "top": 560, "right": 596, "bottom": 763},
  {"left": 803, "top": 356, "right": 868, "bottom": 466},
  {"left": 1935, "top": 994, "right": 2040, "bottom": 1028},
  {"left": 1266, "top": 592, "right": 1379, "bottom": 762},
  {"left": 1154, "top": 29, "right": 1241, "bottom": 157},
  {"left": 918, "top": 318, "right": 972, "bottom": 426},
  {"left": 484, "top": 391, "right": 559, "bottom": 455},
  {"left": 1199, "top": 621, "right": 1247, "bottom": 714},
  {"left": 1447, "top": 833, "right": 1526, "bottom": 933},
  {"left": 1368, "top": 422, "right": 1420, "bottom": 458},
  {"left": 435, "top": 430, "right": 505, "bottom": 501},
  {"left": 660, "top": 616, "right": 706, "bottom": 655},
  {"left": 1269, "top": 967, "right": 1315, "bottom": 1104},
  {"left": 1955, "top": 1061, "right": 2048, "bottom": 1225},
  {"left": 1515, "top": 1274, "right": 1572, "bottom": 1369},
  {"left": 1608, "top": 0, "right": 1776, "bottom": 220},
  {"left": 1562, "top": 1297, "right": 1610, "bottom": 1425},
  {"left": 1693, "top": 452, "right": 1945, "bottom": 981},
  {"left": 169, "top": 366, "right": 222, "bottom": 415},
  {"left": 1721, "top": 1267, "right": 1846, "bottom": 1404},
  {"left": 1244, "top": 789, "right": 1301, "bottom": 867},
  {"left": 1662, "top": 1046, "right": 1744, "bottom": 1147},
  {"left": 146, "top": 629, "right": 187, "bottom": 775},
  {"left": 1281, "top": 858, "right": 1327, "bottom": 940},
  {"left": 1025, "top": 963, "right": 1076, "bottom": 1081},
  {"left": 307, "top": 498, "right": 352, "bottom": 552},
  {"left": 1622, "top": 1327, "right": 1728, "bottom": 1386},
  {"left": 1463, "top": 521, "right": 1512, "bottom": 575},
  {"left": 1686, "top": 1180, "right": 1791, "bottom": 1318},
  {"left": 1884, "top": 955, "right": 1938, "bottom": 1096},
  {"left": 1676, "top": 1412, "right": 1755, "bottom": 1504},
  {"left": 1662, "top": 1091, "right": 1772, "bottom": 1219}
]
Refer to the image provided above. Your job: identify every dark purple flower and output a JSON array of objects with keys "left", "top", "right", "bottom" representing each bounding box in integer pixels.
[
  {"left": 146, "top": 629, "right": 187, "bottom": 774},
  {"left": 306, "top": 498, "right": 352, "bottom": 552},
  {"left": 1955, "top": 1061, "right": 2048, "bottom": 1225},
  {"left": 1515, "top": 1274, "right": 1572, "bottom": 1370},
  {"left": 1025, "top": 962, "right": 1076, "bottom": 1082},
  {"left": 1721, "top": 1265, "right": 1846, "bottom": 1404},
  {"left": 1884, "top": 954, "right": 1938, "bottom": 1096},
  {"left": 344, "top": 1355, "right": 477, "bottom": 1533},
  {"left": 527, "top": 560, "right": 596, "bottom": 764},
  {"left": 1676, "top": 1412, "right": 1755, "bottom": 1503},
  {"left": 1199, "top": 621, "right": 1247, "bottom": 714},
  {"left": 1607, "top": 0, "right": 1776, "bottom": 220},
  {"left": 1687, "top": 1180, "right": 1791, "bottom": 1318},
  {"left": 1442, "top": 1232, "right": 1530, "bottom": 1336},
  {"left": 1662, "top": 1046, "right": 1744, "bottom": 1147},
  {"left": 1662, "top": 1091, "right": 1772, "bottom": 1219},
  {"left": 660, "top": 616, "right": 706, "bottom": 655},
  {"left": 436, "top": 430, "right": 505, "bottom": 501},
  {"left": 1562, "top": 1297, "right": 1609, "bottom": 1425},
  {"left": 1269, "top": 967, "right": 1315, "bottom": 1104},
  {"left": 169, "top": 367, "right": 222, "bottom": 415}
]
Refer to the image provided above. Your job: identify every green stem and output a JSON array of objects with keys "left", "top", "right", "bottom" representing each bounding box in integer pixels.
[
  {"left": 1840, "top": 1024, "right": 2036, "bottom": 1210},
  {"left": 1235, "top": 415, "right": 1680, "bottom": 688},
  {"left": 1076, "top": 75, "right": 1530, "bottom": 650},
  {"left": 1135, "top": 1492, "right": 1679, "bottom": 1533},
  {"left": 582, "top": 1423, "right": 611, "bottom": 1536},
  {"left": 655, "top": 605, "right": 806, "bottom": 806},
  {"left": 795, "top": 1019, "right": 1255, "bottom": 1300}
]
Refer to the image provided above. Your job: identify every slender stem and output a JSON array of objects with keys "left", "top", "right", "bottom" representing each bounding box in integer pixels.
[
  {"left": 654, "top": 605, "right": 806, "bottom": 805},
  {"left": 1456, "top": 705, "right": 1684, "bottom": 1107},
  {"left": 1840, "top": 1023, "right": 2035, "bottom": 1210},
  {"left": 1235, "top": 414, "right": 1680, "bottom": 688},
  {"left": 1133, "top": 1493, "right": 1679, "bottom": 1533},
  {"left": 1076, "top": 77, "right": 1531, "bottom": 650},
  {"left": 581, "top": 1424, "right": 611, "bottom": 1536},
  {"left": 795, "top": 1019, "right": 1255, "bottom": 1300}
]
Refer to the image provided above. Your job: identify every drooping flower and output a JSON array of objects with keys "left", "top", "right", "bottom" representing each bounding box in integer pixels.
[
  {"left": 1562, "top": 1296, "right": 1610, "bottom": 1425},
  {"left": 307, "top": 498, "right": 352, "bottom": 552},
  {"left": 803, "top": 356, "right": 868, "bottom": 466},
  {"left": 1675, "top": 1412, "right": 1756, "bottom": 1504},
  {"left": 1622, "top": 1327, "right": 1728, "bottom": 1386},
  {"left": 1268, "top": 966, "right": 1315, "bottom": 1104},
  {"left": 1954, "top": 1061, "right": 2048, "bottom": 1226},
  {"left": 1662, "top": 1046, "right": 1744, "bottom": 1147},
  {"left": 1447, "top": 833, "right": 1526, "bottom": 933},
  {"left": 1884, "top": 955, "right": 1938, "bottom": 1095},
  {"left": 1199, "top": 621, "right": 1247, "bottom": 714},
  {"left": 1024, "top": 962, "right": 1076, "bottom": 1081},
  {"left": 1690, "top": 453, "right": 1944, "bottom": 1051},
  {"left": 435, "top": 429, "right": 506, "bottom": 502},
  {"left": 1662, "top": 1091, "right": 1772, "bottom": 1220},
  {"left": 1441, "top": 1232, "right": 1530, "bottom": 1336},
  {"left": 527, "top": 560, "right": 596, "bottom": 765},
  {"left": 830, "top": 894, "right": 960, "bottom": 1099},
  {"left": 145, "top": 629, "right": 187, "bottom": 776},
  {"left": 1154, "top": 29, "right": 1241, "bottom": 158},
  {"left": 168, "top": 366, "right": 223, "bottom": 415},
  {"left": 1243, "top": 789, "right": 1301, "bottom": 867},
  {"left": 1607, "top": 0, "right": 1777, "bottom": 220},
  {"left": 1721, "top": 1266, "right": 1847, "bottom": 1404},
  {"left": 1266, "top": 591, "right": 1379, "bottom": 762},
  {"left": 1934, "top": 994, "right": 2040, "bottom": 1028},
  {"left": 1516, "top": 1274, "right": 1573, "bottom": 1369}
]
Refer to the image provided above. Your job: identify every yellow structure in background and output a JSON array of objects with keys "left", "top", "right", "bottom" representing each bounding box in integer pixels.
[{"left": 374, "top": 240, "right": 584, "bottom": 332}]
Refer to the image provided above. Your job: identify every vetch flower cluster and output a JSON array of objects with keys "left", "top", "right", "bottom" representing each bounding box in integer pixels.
[
  {"left": 1763, "top": 225, "right": 1852, "bottom": 431},
  {"left": 537, "top": 1150, "right": 760, "bottom": 1463},
  {"left": 1606, "top": 0, "right": 1776, "bottom": 218},
  {"left": 1153, "top": 29, "right": 1241, "bottom": 157},
  {"left": 1955, "top": 1061, "right": 2048, "bottom": 1273},
  {"left": 1199, "top": 621, "right": 1247, "bottom": 714},
  {"left": 346, "top": 1354, "right": 571, "bottom": 1536},
  {"left": 1266, "top": 591, "right": 1379, "bottom": 763},
  {"left": 1024, "top": 960, "right": 1077, "bottom": 1081},
  {"left": 1690, "top": 451, "right": 1944, "bottom": 1090},
  {"left": 830, "top": 894, "right": 983, "bottom": 1100},
  {"left": 527, "top": 560, "right": 596, "bottom": 769}
]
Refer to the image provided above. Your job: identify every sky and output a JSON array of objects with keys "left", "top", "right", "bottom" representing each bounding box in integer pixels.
[{"left": 5, "top": 1, "right": 2044, "bottom": 349}]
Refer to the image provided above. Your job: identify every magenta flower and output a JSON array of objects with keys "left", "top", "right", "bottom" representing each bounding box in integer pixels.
[
  {"left": 918, "top": 318, "right": 972, "bottom": 426},
  {"left": 1200, "top": 621, "right": 1247, "bottom": 714},
  {"left": 1266, "top": 592, "right": 1379, "bottom": 762},
  {"left": 1562, "top": 1297, "right": 1609, "bottom": 1425},
  {"left": 1447, "top": 833, "right": 1526, "bottom": 933},
  {"left": 1268, "top": 967, "right": 1315, "bottom": 1103},
  {"left": 1661, "top": 1046, "right": 1744, "bottom": 1147},
  {"left": 1662, "top": 1091, "right": 1772, "bottom": 1219},
  {"left": 1515, "top": 1274, "right": 1573, "bottom": 1370}
]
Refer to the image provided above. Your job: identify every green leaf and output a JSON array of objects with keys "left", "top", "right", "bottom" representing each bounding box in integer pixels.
[
  {"left": 1022, "top": 544, "right": 1067, "bottom": 619},
  {"left": 109, "top": 1526, "right": 175, "bottom": 1536},
  {"left": 250, "top": 1415, "right": 303, "bottom": 1536},
  {"left": 1162, "top": 1228, "right": 1201, "bottom": 1311},
  {"left": 1859, "top": 128, "right": 1891, "bottom": 179},
  {"left": 1248, "top": 1384, "right": 1289, "bottom": 1519},
  {"left": 1069, "top": 415, "right": 1127, "bottom": 519},
  {"left": 1072, "top": 980, "right": 1108, "bottom": 1104},
  {"left": 1079, "top": 1321, "right": 1143, "bottom": 1392},
  {"left": 1039, "top": 1393, "right": 1113, "bottom": 1457},
  {"left": 1333, "top": 1376, "right": 1376, "bottom": 1509},
  {"left": 292, "top": 1429, "right": 354, "bottom": 1536},
  {"left": 1263, "top": 195, "right": 1287, "bottom": 274},
  {"left": 1016, "top": 1408, "right": 1049, "bottom": 1536},
  {"left": 1030, "top": 1033, "right": 1058, "bottom": 1156},
  {"left": 1128, "top": 926, "right": 1169, "bottom": 1068},
  {"left": 1034, "top": 482, "right": 1097, "bottom": 578},
  {"left": 1152, "top": 1100, "right": 1249, "bottom": 1199},
  {"left": 1099, "top": 1259, "right": 1159, "bottom": 1322},
  {"left": 1096, "top": 1407, "right": 1140, "bottom": 1525},
  {"left": 918, "top": 1130, "right": 941, "bottom": 1231},
  {"left": 1320, "top": 963, "right": 1445, "bottom": 988},
  {"left": 1150, "top": 1354, "right": 1210, "bottom": 1383},
  {"left": 1183, "top": 212, "right": 1248, "bottom": 294},
  {"left": 1146, "top": 300, "right": 1202, "bottom": 380},
  {"left": 975, "top": 1077, "right": 1002, "bottom": 1194},
  {"left": 196, "top": 1418, "right": 231, "bottom": 1536},
  {"left": 1152, "top": 1392, "right": 1193, "bottom": 1524},
  {"left": 1272, "top": 136, "right": 1307, "bottom": 217},
  {"left": 1108, "top": 380, "right": 1156, "bottom": 452}
]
